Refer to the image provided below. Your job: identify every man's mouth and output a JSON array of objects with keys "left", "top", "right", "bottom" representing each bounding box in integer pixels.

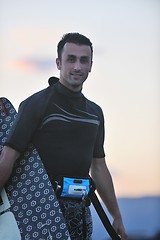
[{"left": 71, "top": 73, "right": 82, "bottom": 77}]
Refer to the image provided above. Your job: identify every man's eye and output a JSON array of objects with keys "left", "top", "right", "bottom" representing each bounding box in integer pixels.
[
  {"left": 68, "top": 57, "right": 75, "bottom": 62},
  {"left": 80, "top": 58, "right": 89, "bottom": 63}
]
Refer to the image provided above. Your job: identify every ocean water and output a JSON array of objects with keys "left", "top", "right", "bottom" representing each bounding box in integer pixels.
[{"left": 91, "top": 196, "right": 160, "bottom": 240}]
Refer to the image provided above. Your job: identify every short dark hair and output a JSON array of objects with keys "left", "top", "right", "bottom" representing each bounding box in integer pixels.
[{"left": 57, "top": 32, "right": 93, "bottom": 60}]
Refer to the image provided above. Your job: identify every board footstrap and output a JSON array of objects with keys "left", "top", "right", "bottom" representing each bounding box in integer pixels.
[{"left": 0, "top": 98, "right": 8, "bottom": 115}]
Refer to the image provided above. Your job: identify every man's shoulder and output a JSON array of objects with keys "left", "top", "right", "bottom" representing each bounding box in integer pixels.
[
  {"left": 21, "top": 77, "right": 59, "bottom": 106},
  {"left": 85, "top": 97, "right": 102, "bottom": 110},
  {"left": 22, "top": 77, "right": 59, "bottom": 104},
  {"left": 85, "top": 97, "right": 103, "bottom": 116},
  {"left": 20, "top": 87, "right": 51, "bottom": 106}
]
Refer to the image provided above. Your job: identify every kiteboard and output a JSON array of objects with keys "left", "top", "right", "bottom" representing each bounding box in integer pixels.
[{"left": 0, "top": 97, "right": 70, "bottom": 240}]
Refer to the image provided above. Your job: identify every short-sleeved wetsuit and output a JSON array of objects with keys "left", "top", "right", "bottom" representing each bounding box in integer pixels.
[
  {"left": 6, "top": 78, "right": 105, "bottom": 239},
  {"left": 6, "top": 79, "right": 105, "bottom": 178}
]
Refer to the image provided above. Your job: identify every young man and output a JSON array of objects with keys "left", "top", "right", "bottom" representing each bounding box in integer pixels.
[{"left": 0, "top": 33, "right": 127, "bottom": 239}]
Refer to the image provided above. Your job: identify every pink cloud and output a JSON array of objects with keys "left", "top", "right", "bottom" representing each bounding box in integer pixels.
[{"left": 9, "top": 57, "right": 56, "bottom": 72}]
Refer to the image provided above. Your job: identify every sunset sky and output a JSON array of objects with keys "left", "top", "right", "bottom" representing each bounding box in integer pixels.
[{"left": 1, "top": 0, "right": 159, "bottom": 197}]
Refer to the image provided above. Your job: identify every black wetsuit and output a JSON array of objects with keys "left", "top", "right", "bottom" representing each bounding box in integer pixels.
[
  {"left": 6, "top": 78, "right": 105, "bottom": 239},
  {"left": 6, "top": 80, "right": 105, "bottom": 177}
]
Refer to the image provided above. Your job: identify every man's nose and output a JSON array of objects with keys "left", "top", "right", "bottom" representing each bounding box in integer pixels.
[{"left": 74, "top": 60, "right": 81, "bottom": 70}]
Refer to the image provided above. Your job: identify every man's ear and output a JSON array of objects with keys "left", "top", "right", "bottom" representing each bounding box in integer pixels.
[
  {"left": 89, "top": 60, "right": 93, "bottom": 72},
  {"left": 56, "top": 58, "right": 61, "bottom": 70}
]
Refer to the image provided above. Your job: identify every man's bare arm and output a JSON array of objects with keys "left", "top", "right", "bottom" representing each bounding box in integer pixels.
[
  {"left": 91, "top": 157, "right": 127, "bottom": 240},
  {"left": 0, "top": 146, "right": 20, "bottom": 190}
]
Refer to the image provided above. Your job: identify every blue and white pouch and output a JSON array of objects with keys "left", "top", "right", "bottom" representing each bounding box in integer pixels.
[{"left": 60, "top": 177, "right": 90, "bottom": 199}]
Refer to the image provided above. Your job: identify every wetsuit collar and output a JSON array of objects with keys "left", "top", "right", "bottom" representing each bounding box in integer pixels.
[{"left": 57, "top": 81, "right": 83, "bottom": 98}]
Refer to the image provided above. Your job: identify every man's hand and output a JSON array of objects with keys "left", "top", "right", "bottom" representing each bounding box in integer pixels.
[{"left": 113, "top": 217, "right": 127, "bottom": 240}]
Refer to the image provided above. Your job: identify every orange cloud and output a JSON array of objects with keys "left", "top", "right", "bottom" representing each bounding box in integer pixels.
[{"left": 8, "top": 57, "right": 56, "bottom": 72}]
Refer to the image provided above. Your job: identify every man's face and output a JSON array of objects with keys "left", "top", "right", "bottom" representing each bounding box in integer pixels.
[{"left": 56, "top": 42, "right": 92, "bottom": 92}]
